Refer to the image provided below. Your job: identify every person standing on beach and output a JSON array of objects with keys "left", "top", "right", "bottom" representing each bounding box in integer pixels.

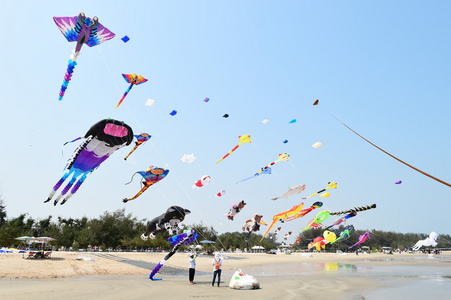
[
  {"left": 212, "top": 252, "right": 222, "bottom": 287},
  {"left": 189, "top": 252, "right": 197, "bottom": 284}
]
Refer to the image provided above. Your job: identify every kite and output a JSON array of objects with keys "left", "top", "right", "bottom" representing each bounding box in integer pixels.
[
  {"left": 181, "top": 153, "right": 196, "bottom": 164},
  {"left": 192, "top": 175, "right": 211, "bottom": 189},
  {"left": 121, "top": 35, "right": 130, "bottom": 43},
  {"left": 303, "top": 182, "right": 337, "bottom": 199},
  {"left": 330, "top": 225, "right": 355, "bottom": 245},
  {"left": 225, "top": 200, "right": 246, "bottom": 220},
  {"left": 348, "top": 232, "right": 370, "bottom": 250},
  {"left": 229, "top": 269, "right": 260, "bottom": 290},
  {"left": 294, "top": 236, "right": 302, "bottom": 245},
  {"left": 283, "top": 140, "right": 288, "bottom": 144},
  {"left": 54, "top": 12, "right": 115, "bottom": 100},
  {"left": 395, "top": 180, "right": 402, "bottom": 184},
  {"left": 259, "top": 202, "right": 322, "bottom": 242},
  {"left": 309, "top": 236, "right": 327, "bottom": 251},
  {"left": 216, "top": 190, "right": 226, "bottom": 198},
  {"left": 274, "top": 227, "right": 281, "bottom": 236},
  {"left": 242, "top": 214, "right": 267, "bottom": 233},
  {"left": 314, "top": 99, "right": 451, "bottom": 188},
  {"left": 271, "top": 184, "right": 306, "bottom": 200},
  {"left": 412, "top": 232, "right": 438, "bottom": 251},
  {"left": 289, "top": 119, "right": 296, "bottom": 124},
  {"left": 324, "top": 212, "right": 357, "bottom": 230},
  {"left": 45, "top": 119, "right": 133, "bottom": 206},
  {"left": 145, "top": 99, "right": 155, "bottom": 107},
  {"left": 302, "top": 211, "right": 330, "bottom": 231},
  {"left": 123, "top": 166, "right": 169, "bottom": 203},
  {"left": 169, "top": 110, "right": 177, "bottom": 116},
  {"left": 330, "top": 204, "right": 376, "bottom": 216},
  {"left": 284, "top": 232, "right": 292, "bottom": 240},
  {"left": 216, "top": 135, "right": 251, "bottom": 164},
  {"left": 115, "top": 74, "right": 148, "bottom": 108},
  {"left": 149, "top": 230, "right": 198, "bottom": 281},
  {"left": 236, "top": 167, "right": 271, "bottom": 184},
  {"left": 312, "top": 142, "right": 322, "bottom": 149},
  {"left": 262, "top": 119, "right": 269, "bottom": 124},
  {"left": 223, "top": 114, "right": 229, "bottom": 118},
  {"left": 124, "top": 133, "right": 151, "bottom": 160},
  {"left": 140, "top": 206, "right": 191, "bottom": 240},
  {"left": 204, "top": 97, "right": 210, "bottom": 102}
]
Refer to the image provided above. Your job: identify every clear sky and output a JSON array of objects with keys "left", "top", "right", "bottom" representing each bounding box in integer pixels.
[{"left": 1, "top": 1, "right": 450, "bottom": 244}]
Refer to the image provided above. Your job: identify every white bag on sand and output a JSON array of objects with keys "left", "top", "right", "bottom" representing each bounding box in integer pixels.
[{"left": 229, "top": 269, "right": 260, "bottom": 290}]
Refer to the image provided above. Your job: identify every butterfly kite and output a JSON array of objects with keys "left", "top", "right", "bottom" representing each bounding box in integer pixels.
[
  {"left": 124, "top": 133, "right": 151, "bottom": 160},
  {"left": 216, "top": 135, "right": 251, "bottom": 164},
  {"left": 54, "top": 12, "right": 115, "bottom": 100},
  {"left": 45, "top": 119, "right": 133, "bottom": 206},
  {"left": 123, "top": 166, "right": 169, "bottom": 203},
  {"left": 115, "top": 74, "right": 148, "bottom": 108}
]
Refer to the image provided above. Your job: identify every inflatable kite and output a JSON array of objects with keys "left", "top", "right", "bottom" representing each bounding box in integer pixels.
[
  {"left": 274, "top": 227, "right": 281, "bottom": 236},
  {"left": 259, "top": 202, "right": 322, "bottom": 242},
  {"left": 141, "top": 206, "right": 191, "bottom": 240},
  {"left": 330, "top": 204, "right": 376, "bottom": 216},
  {"left": 284, "top": 232, "right": 292, "bottom": 240},
  {"left": 294, "top": 236, "right": 302, "bottom": 245},
  {"left": 115, "top": 74, "right": 148, "bottom": 108},
  {"left": 181, "top": 153, "right": 196, "bottom": 164},
  {"left": 123, "top": 166, "right": 169, "bottom": 203},
  {"left": 324, "top": 212, "right": 357, "bottom": 230},
  {"left": 216, "top": 190, "right": 226, "bottom": 198},
  {"left": 271, "top": 184, "right": 306, "bottom": 200},
  {"left": 412, "top": 232, "right": 438, "bottom": 251},
  {"left": 314, "top": 99, "right": 451, "bottom": 188},
  {"left": 330, "top": 225, "right": 355, "bottom": 245},
  {"left": 225, "top": 200, "right": 246, "bottom": 220},
  {"left": 303, "top": 182, "right": 337, "bottom": 199},
  {"left": 348, "top": 232, "right": 370, "bottom": 250},
  {"left": 192, "top": 175, "right": 211, "bottom": 189},
  {"left": 45, "top": 119, "right": 133, "bottom": 206},
  {"left": 124, "top": 133, "right": 151, "bottom": 160},
  {"left": 229, "top": 269, "right": 260, "bottom": 290},
  {"left": 216, "top": 135, "right": 251, "bottom": 164},
  {"left": 54, "top": 12, "right": 115, "bottom": 100},
  {"left": 242, "top": 214, "right": 267, "bottom": 233},
  {"left": 302, "top": 211, "right": 330, "bottom": 231},
  {"left": 149, "top": 230, "right": 198, "bottom": 280}
]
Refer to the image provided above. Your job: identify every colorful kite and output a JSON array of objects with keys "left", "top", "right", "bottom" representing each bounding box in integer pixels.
[
  {"left": 289, "top": 119, "right": 296, "bottom": 124},
  {"left": 242, "top": 214, "right": 267, "bottom": 233},
  {"left": 330, "top": 225, "right": 355, "bottom": 245},
  {"left": 54, "top": 12, "right": 115, "bottom": 100},
  {"left": 149, "top": 230, "right": 198, "bottom": 281},
  {"left": 141, "top": 206, "right": 191, "bottom": 240},
  {"left": 314, "top": 99, "right": 451, "bottom": 188},
  {"left": 192, "top": 175, "right": 211, "bottom": 189},
  {"left": 412, "top": 232, "right": 438, "bottom": 251},
  {"left": 225, "top": 200, "right": 246, "bottom": 221},
  {"left": 330, "top": 204, "right": 376, "bottom": 216},
  {"left": 121, "top": 35, "right": 130, "bottom": 43},
  {"left": 271, "top": 184, "right": 306, "bottom": 200},
  {"left": 285, "top": 201, "right": 323, "bottom": 222},
  {"left": 236, "top": 167, "right": 271, "bottom": 184},
  {"left": 115, "top": 74, "right": 148, "bottom": 108},
  {"left": 123, "top": 166, "right": 169, "bottom": 203},
  {"left": 274, "top": 227, "right": 282, "bottom": 236},
  {"left": 324, "top": 212, "right": 357, "bottom": 230},
  {"left": 203, "top": 97, "right": 210, "bottom": 102},
  {"left": 124, "top": 133, "right": 151, "bottom": 160},
  {"left": 216, "top": 135, "right": 251, "bottom": 164},
  {"left": 294, "top": 236, "right": 302, "bottom": 245},
  {"left": 45, "top": 119, "right": 133, "bottom": 205},
  {"left": 257, "top": 153, "right": 290, "bottom": 175},
  {"left": 216, "top": 190, "right": 226, "bottom": 198},
  {"left": 284, "top": 232, "right": 292, "bottom": 240},
  {"left": 395, "top": 180, "right": 402, "bottom": 184},
  {"left": 302, "top": 211, "right": 330, "bottom": 231},
  {"left": 303, "top": 182, "right": 337, "bottom": 199},
  {"left": 348, "top": 232, "right": 370, "bottom": 250}
]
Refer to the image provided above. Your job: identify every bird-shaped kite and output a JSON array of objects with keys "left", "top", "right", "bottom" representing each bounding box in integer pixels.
[
  {"left": 123, "top": 166, "right": 169, "bottom": 203},
  {"left": 216, "top": 135, "right": 251, "bottom": 164},
  {"left": 115, "top": 74, "right": 148, "bottom": 108},
  {"left": 303, "top": 182, "right": 337, "bottom": 199},
  {"left": 348, "top": 232, "right": 370, "bottom": 250},
  {"left": 124, "top": 133, "right": 151, "bottom": 160},
  {"left": 54, "top": 12, "right": 115, "bottom": 101}
]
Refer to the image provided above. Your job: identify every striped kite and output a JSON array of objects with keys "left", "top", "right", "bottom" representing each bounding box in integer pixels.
[
  {"left": 123, "top": 166, "right": 169, "bottom": 203},
  {"left": 115, "top": 74, "right": 148, "bottom": 108}
]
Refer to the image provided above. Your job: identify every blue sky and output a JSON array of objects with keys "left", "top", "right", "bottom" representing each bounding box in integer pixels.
[{"left": 1, "top": 1, "right": 450, "bottom": 244}]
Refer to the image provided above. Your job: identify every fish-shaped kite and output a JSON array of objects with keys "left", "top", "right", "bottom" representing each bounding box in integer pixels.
[
  {"left": 216, "top": 135, "right": 251, "bottom": 164},
  {"left": 54, "top": 12, "right": 115, "bottom": 100},
  {"left": 324, "top": 212, "right": 357, "bottom": 230},
  {"left": 124, "top": 133, "right": 151, "bottom": 160},
  {"left": 115, "top": 74, "right": 148, "bottom": 108},
  {"left": 303, "top": 182, "right": 337, "bottom": 199},
  {"left": 271, "top": 184, "right": 306, "bottom": 200},
  {"left": 348, "top": 232, "right": 370, "bottom": 250},
  {"left": 123, "top": 166, "right": 169, "bottom": 203}
]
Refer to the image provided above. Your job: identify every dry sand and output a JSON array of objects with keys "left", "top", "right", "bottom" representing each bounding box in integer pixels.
[{"left": 1, "top": 251, "right": 450, "bottom": 299}]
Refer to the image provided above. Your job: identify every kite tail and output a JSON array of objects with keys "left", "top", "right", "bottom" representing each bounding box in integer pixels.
[
  {"left": 60, "top": 173, "right": 88, "bottom": 205},
  {"left": 58, "top": 58, "right": 78, "bottom": 101},
  {"left": 115, "top": 84, "right": 133, "bottom": 108},
  {"left": 124, "top": 144, "right": 139, "bottom": 160},
  {"left": 123, "top": 183, "right": 150, "bottom": 203},
  {"left": 44, "top": 171, "right": 72, "bottom": 203}
]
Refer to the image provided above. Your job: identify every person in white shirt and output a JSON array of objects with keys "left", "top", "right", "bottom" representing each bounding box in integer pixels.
[
  {"left": 189, "top": 252, "right": 197, "bottom": 284},
  {"left": 211, "top": 252, "right": 222, "bottom": 287}
]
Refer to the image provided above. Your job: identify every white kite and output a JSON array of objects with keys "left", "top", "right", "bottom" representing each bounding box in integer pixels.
[
  {"left": 271, "top": 184, "right": 306, "bottom": 200},
  {"left": 412, "top": 232, "right": 438, "bottom": 251},
  {"left": 181, "top": 153, "right": 197, "bottom": 164},
  {"left": 312, "top": 142, "right": 322, "bottom": 149},
  {"left": 145, "top": 99, "right": 156, "bottom": 107}
]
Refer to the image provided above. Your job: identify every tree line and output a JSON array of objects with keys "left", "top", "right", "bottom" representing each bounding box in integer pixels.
[{"left": 0, "top": 200, "right": 449, "bottom": 252}]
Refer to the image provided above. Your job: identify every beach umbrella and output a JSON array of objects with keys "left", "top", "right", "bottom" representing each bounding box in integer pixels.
[{"left": 35, "top": 237, "right": 56, "bottom": 249}]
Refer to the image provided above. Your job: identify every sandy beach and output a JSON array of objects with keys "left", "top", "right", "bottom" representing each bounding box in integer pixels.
[{"left": 1, "top": 251, "right": 451, "bottom": 299}]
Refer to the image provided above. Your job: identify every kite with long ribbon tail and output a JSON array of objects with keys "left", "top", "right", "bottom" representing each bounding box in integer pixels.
[
  {"left": 237, "top": 153, "right": 290, "bottom": 184},
  {"left": 348, "top": 232, "right": 370, "bottom": 250},
  {"left": 330, "top": 204, "right": 376, "bottom": 216},
  {"left": 314, "top": 99, "right": 451, "bottom": 188},
  {"left": 124, "top": 133, "right": 151, "bottom": 160},
  {"left": 216, "top": 135, "right": 251, "bottom": 164},
  {"left": 302, "top": 210, "right": 330, "bottom": 231},
  {"left": 123, "top": 166, "right": 169, "bottom": 203},
  {"left": 115, "top": 74, "right": 148, "bottom": 108},
  {"left": 149, "top": 230, "right": 198, "bottom": 281},
  {"left": 54, "top": 12, "right": 115, "bottom": 100},
  {"left": 303, "top": 182, "right": 337, "bottom": 199}
]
